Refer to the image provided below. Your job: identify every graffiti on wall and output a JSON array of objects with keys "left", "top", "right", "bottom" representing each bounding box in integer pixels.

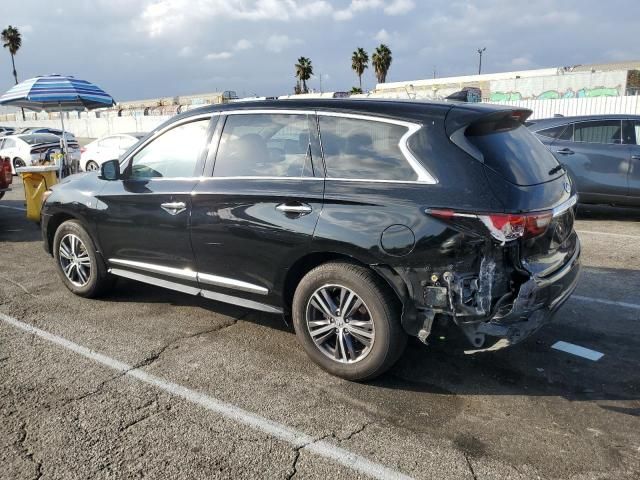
[{"left": 490, "top": 86, "right": 621, "bottom": 102}]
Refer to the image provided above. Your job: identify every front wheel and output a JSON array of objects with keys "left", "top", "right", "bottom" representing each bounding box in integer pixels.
[
  {"left": 53, "top": 220, "right": 113, "bottom": 297},
  {"left": 292, "top": 262, "right": 407, "bottom": 381},
  {"left": 13, "top": 157, "right": 25, "bottom": 174},
  {"left": 85, "top": 160, "right": 99, "bottom": 172}
]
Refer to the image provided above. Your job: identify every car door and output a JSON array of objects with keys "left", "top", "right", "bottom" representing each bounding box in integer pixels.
[
  {"left": 551, "top": 119, "right": 629, "bottom": 199},
  {"left": 623, "top": 119, "right": 640, "bottom": 203},
  {"left": 190, "top": 110, "right": 324, "bottom": 311},
  {"left": 95, "top": 115, "right": 215, "bottom": 291}
]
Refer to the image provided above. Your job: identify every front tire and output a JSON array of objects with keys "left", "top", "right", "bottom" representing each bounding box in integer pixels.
[
  {"left": 292, "top": 262, "right": 407, "bottom": 381},
  {"left": 53, "top": 220, "right": 113, "bottom": 298},
  {"left": 13, "top": 157, "right": 25, "bottom": 174},
  {"left": 85, "top": 160, "right": 99, "bottom": 172}
]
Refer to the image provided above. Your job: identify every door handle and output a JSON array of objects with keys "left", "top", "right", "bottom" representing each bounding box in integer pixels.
[
  {"left": 556, "top": 148, "right": 574, "bottom": 155},
  {"left": 631, "top": 155, "right": 640, "bottom": 160},
  {"left": 161, "top": 201, "right": 187, "bottom": 215},
  {"left": 276, "top": 203, "right": 312, "bottom": 215}
]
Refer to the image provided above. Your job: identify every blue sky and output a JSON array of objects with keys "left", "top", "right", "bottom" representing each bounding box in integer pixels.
[{"left": 1, "top": 0, "right": 638, "bottom": 101}]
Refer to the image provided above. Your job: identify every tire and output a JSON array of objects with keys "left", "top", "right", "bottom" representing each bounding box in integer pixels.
[
  {"left": 53, "top": 220, "right": 113, "bottom": 298},
  {"left": 85, "top": 160, "right": 99, "bottom": 172},
  {"left": 0, "top": 191, "right": 4, "bottom": 200},
  {"left": 292, "top": 262, "right": 407, "bottom": 381},
  {"left": 13, "top": 157, "right": 25, "bottom": 174}
]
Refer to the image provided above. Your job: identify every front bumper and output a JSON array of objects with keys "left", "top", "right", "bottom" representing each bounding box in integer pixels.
[{"left": 461, "top": 239, "right": 581, "bottom": 352}]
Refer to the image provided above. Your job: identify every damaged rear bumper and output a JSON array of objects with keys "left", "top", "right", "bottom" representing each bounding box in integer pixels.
[{"left": 460, "top": 238, "right": 581, "bottom": 352}]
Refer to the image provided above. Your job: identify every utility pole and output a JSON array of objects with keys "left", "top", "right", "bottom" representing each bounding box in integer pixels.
[
  {"left": 477, "top": 47, "right": 486, "bottom": 75},
  {"left": 433, "top": 66, "right": 437, "bottom": 79},
  {"left": 319, "top": 73, "right": 323, "bottom": 94}
]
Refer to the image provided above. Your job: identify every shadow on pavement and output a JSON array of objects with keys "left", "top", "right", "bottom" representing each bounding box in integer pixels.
[{"left": 577, "top": 203, "right": 640, "bottom": 221}]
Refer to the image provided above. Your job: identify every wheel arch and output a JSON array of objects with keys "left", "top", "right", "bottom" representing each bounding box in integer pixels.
[{"left": 281, "top": 251, "right": 412, "bottom": 325}]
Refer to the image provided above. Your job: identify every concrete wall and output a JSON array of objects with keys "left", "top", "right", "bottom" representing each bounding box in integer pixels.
[
  {"left": 2, "top": 115, "right": 172, "bottom": 138},
  {"left": 490, "top": 95, "right": 640, "bottom": 120}
]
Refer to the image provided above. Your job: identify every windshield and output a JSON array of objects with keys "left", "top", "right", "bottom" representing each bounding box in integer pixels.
[{"left": 20, "top": 134, "right": 62, "bottom": 145}]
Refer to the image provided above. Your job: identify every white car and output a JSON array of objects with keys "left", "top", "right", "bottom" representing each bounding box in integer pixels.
[
  {"left": 80, "top": 133, "right": 146, "bottom": 172},
  {"left": 0, "top": 134, "right": 81, "bottom": 174}
]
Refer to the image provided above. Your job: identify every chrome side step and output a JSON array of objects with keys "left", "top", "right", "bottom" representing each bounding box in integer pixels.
[{"left": 108, "top": 268, "right": 282, "bottom": 314}]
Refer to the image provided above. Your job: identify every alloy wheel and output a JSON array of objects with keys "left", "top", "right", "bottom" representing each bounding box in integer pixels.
[
  {"left": 86, "top": 161, "right": 99, "bottom": 171},
  {"left": 305, "top": 284, "right": 375, "bottom": 364},
  {"left": 58, "top": 234, "right": 92, "bottom": 287}
]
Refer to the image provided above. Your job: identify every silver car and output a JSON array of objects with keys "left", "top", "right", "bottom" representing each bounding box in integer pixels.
[{"left": 528, "top": 115, "right": 640, "bottom": 207}]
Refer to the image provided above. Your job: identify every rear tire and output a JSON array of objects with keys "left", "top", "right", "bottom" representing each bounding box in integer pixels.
[
  {"left": 85, "top": 160, "right": 99, "bottom": 172},
  {"left": 53, "top": 220, "right": 113, "bottom": 298},
  {"left": 13, "top": 157, "right": 25, "bottom": 174},
  {"left": 292, "top": 262, "right": 407, "bottom": 381}
]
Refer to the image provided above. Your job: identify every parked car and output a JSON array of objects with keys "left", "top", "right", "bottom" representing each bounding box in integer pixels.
[
  {"left": 0, "top": 126, "right": 15, "bottom": 136},
  {"left": 528, "top": 115, "right": 640, "bottom": 207},
  {"left": 11, "top": 127, "right": 77, "bottom": 143},
  {"left": 0, "top": 156, "right": 13, "bottom": 199},
  {"left": 41, "top": 100, "right": 580, "bottom": 381},
  {"left": 0, "top": 133, "right": 81, "bottom": 174},
  {"left": 80, "top": 133, "right": 146, "bottom": 171}
]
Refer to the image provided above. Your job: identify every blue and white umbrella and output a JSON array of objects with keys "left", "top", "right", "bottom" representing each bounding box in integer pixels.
[
  {"left": 0, "top": 74, "right": 115, "bottom": 111},
  {"left": 0, "top": 75, "right": 115, "bottom": 175}
]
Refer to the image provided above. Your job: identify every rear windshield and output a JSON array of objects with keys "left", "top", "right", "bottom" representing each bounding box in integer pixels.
[
  {"left": 466, "top": 118, "right": 562, "bottom": 186},
  {"left": 21, "top": 134, "right": 62, "bottom": 145}
]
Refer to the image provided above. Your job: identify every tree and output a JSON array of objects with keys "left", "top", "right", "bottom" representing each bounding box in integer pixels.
[
  {"left": 372, "top": 44, "right": 392, "bottom": 84},
  {"left": 294, "top": 57, "right": 313, "bottom": 94},
  {"left": 350, "top": 87, "right": 363, "bottom": 94},
  {"left": 2, "top": 25, "right": 25, "bottom": 120},
  {"left": 351, "top": 47, "right": 369, "bottom": 91}
]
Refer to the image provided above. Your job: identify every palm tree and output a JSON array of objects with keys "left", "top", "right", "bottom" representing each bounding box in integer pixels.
[
  {"left": 2, "top": 25, "right": 25, "bottom": 120},
  {"left": 294, "top": 57, "right": 313, "bottom": 94},
  {"left": 372, "top": 44, "right": 392, "bottom": 84},
  {"left": 351, "top": 47, "right": 369, "bottom": 91}
]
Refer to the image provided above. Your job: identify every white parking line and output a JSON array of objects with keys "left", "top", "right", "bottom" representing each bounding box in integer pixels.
[
  {"left": 0, "top": 204, "right": 26, "bottom": 211},
  {"left": 551, "top": 341, "right": 604, "bottom": 361},
  {"left": 576, "top": 230, "right": 639, "bottom": 239},
  {"left": 0, "top": 312, "right": 413, "bottom": 480},
  {"left": 572, "top": 295, "right": 640, "bottom": 311}
]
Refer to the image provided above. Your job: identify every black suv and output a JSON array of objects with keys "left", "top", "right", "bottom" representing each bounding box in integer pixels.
[{"left": 41, "top": 99, "right": 580, "bottom": 380}]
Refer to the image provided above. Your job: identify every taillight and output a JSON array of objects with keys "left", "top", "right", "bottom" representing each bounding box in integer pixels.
[
  {"left": 2, "top": 159, "right": 12, "bottom": 184},
  {"left": 426, "top": 208, "right": 553, "bottom": 243}
]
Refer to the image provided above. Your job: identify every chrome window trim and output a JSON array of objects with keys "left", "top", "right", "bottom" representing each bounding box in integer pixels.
[
  {"left": 197, "top": 176, "right": 323, "bottom": 182},
  {"left": 120, "top": 112, "right": 219, "bottom": 169},
  {"left": 210, "top": 108, "right": 437, "bottom": 184},
  {"left": 108, "top": 258, "right": 268, "bottom": 295}
]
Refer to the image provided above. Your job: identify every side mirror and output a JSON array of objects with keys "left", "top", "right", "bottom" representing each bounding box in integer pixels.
[{"left": 100, "top": 159, "right": 121, "bottom": 180}]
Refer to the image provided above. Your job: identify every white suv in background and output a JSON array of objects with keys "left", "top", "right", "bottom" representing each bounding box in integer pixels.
[{"left": 81, "top": 133, "right": 146, "bottom": 171}]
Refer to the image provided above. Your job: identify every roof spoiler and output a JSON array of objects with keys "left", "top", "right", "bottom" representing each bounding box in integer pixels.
[{"left": 446, "top": 107, "right": 533, "bottom": 162}]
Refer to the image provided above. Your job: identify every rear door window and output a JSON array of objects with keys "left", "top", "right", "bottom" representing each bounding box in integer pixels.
[
  {"left": 536, "top": 124, "right": 569, "bottom": 139},
  {"left": 622, "top": 120, "right": 640, "bottom": 145},
  {"left": 213, "top": 113, "right": 317, "bottom": 178},
  {"left": 466, "top": 116, "right": 562, "bottom": 186},
  {"left": 574, "top": 120, "right": 622, "bottom": 144},
  {"left": 318, "top": 116, "right": 417, "bottom": 181}
]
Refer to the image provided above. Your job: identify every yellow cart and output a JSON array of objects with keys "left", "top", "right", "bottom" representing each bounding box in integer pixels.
[{"left": 15, "top": 165, "right": 59, "bottom": 222}]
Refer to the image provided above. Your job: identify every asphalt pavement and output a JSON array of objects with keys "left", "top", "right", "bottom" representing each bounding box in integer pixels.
[{"left": 1, "top": 182, "right": 639, "bottom": 479}]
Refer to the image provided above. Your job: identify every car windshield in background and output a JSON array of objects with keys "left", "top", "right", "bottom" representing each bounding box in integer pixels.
[{"left": 21, "top": 134, "right": 62, "bottom": 145}]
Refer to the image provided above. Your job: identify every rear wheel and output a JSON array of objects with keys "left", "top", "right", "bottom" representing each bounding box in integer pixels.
[
  {"left": 85, "top": 160, "right": 99, "bottom": 172},
  {"left": 13, "top": 157, "right": 25, "bottom": 174},
  {"left": 292, "top": 262, "right": 406, "bottom": 381},
  {"left": 53, "top": 220, "right": 113, "bottom": 297}
]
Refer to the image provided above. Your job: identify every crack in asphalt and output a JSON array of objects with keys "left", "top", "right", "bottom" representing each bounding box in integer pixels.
[
  {"left": 463, "top": 453, "right": 478, "bottom": 480},
  {"left": 15, "top": 420, "right": 43, "bottom": 480},
  {"left": 0, "top": 274, "right": 38, "bottom": 298},
  {"left": 61, "top": 314, "right": 249, "bottom": 407}
]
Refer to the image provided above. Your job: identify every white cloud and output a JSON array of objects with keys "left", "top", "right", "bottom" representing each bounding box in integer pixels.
[
  {"left": 384, "top": 0, "right": 414, "bottom": 15},
  {"left": 18, "top": 24, "right": 33, "bottom": 34},
  {"left": 178, "top": 46, "right": 193, "bottom": 57},
  {"left": 511, "top": 56, "right": 532, "bottom": 67},
  {"left": 334, "top": 0, "right": 383, "bottom": 21},
  {"left": 375, "top": 28, "right": 390, "bottom": 43},
  {"left": 205, "top": 51, "right": 233, "bottom": 60},
  {"left": 235, "top": 39, "right": 253, "bottom": 51},
  {"left": 265, "top": 34, "right": 302, "bottom": 53}
]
